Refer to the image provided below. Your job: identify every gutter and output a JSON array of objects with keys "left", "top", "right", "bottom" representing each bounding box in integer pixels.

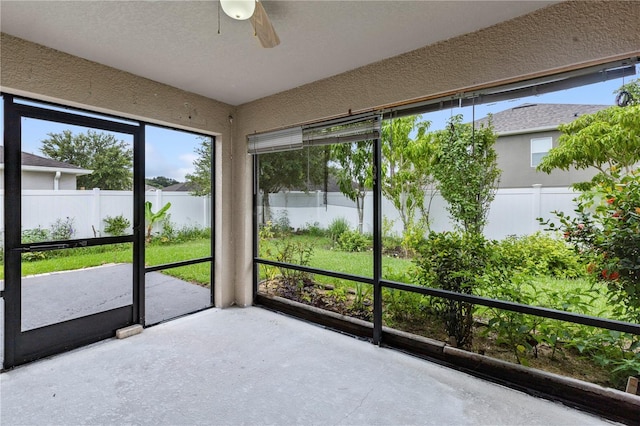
[{"left": 495, "top": 125, "right": 558, "bottom": 137}]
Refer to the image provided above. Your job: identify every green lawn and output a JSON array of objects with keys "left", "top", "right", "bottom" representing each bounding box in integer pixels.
[
  {"left": 259, "top": 235, "right": 613, "bottom": 318},
  {"left": 3, "top": 240, "right": 212, "bottom": 285},
  {"left": 4, "top": 235, "right": 613, "bottom": 318}
]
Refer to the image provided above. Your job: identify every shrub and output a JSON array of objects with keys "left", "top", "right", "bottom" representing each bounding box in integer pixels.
[
  {"left": 103, "top": 214, "right": 131, "bottom": 236},
  {"left": 567, "top": 329, "right": 640, "bottom": 389},
  {"left": 382, "top": 217, "right": 403, "bottom": 254},
  {"left": 493, "top": 232, "right": 585, "bottom": 279},
  {"left": 327, "top": 217, "right": 350, "bottom": 242},
  {"left": 480, "top": 265, "right": 599, "bottom": 365},
  {"left": 274, "top": 239, "right": 314, "bottom": 283},
  {"left": 337, "top": 230, "right": 371, "bottom": 252},
  {"left": 401, "top": 219, "right": 429, "bottom": 255},
  {"left": 22, "top": 226, "right": 50, "bottom": 244},
  {"left": 159, "top": 216, "right": 177, "bottom": 241},
  {"left": 259, "top": 221, "right": 275, "bottom": 241},
  {"left": 270, "top": 238, "right": 315, "bottom": 300},
  {"left": 271, "top": 212, "right": 291, "bottom": 237},
  {"left": 302, "top": 221, "right": 326, "bottom": 237},
  {"left": 176, "top": 225, "right": 210, "bottom": 242},
  {"left": 414, "top": 231, "right": 489, "bottom": 348},
  {"left": 382, "top": 266, "right": 435, "bottom": 325},
  {"left": 50, "top": 217, "right": 75, "bottom": 240},
  {"left": 21, "top": 226, "right": 51, "bottom": 261},
  {"left": 541, "top": 170, "right": 640, "bottom": 322}
]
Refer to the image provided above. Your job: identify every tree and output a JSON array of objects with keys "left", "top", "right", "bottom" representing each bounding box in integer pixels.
[
  {"left": 185, "top": 137, "right": 325, "bottom": 222},
  {"left": 258, "top": 147, "right": 326, "bottom": 223},
  {"left": 185, "top": 136, "right": 213, "bottom": 196},
  {"left": 331, "top": 140, "right": 373, "bottom": 233},
  {"left": 432, "top": 115, "right": 501, "bottom": 235},
  {"left": 538, "top": 79, "right": 640, "bottom": 190},
  {"left": 538, "top": 80, "right": 640, "bottom": 323},
  {"left": 146, "top": 176, "right": 179, "bottom": 188},
  {"left": 382, "top": 116, "right": 435, "bottom": 236},
  {"left": 40, "top": 130, "right": 133, "bottom": 190}
]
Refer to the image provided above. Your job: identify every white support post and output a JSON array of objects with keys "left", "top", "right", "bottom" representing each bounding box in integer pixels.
[
  {"left": 155, "top": 188, "right": 163, "bottom": 210},
  {"left": 204, "top": 196, "right": 209, "bottom": 228},
  {"left": 153, "top": 189, "right": 163, "bottom": 235},
  {"left": 92, "top": 188, "right": 101, "bottom": 238},
  {"left": 532, "top": 184, "right": 542, "bottom": 233}
]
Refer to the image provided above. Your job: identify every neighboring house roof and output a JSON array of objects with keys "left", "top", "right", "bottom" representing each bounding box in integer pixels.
[
  {"left": 163, "top": 181, "right": 198, "bottom": 192},
  {"left": 476, "top": 103, "right": 610, "bottom": 135},
  {"left": 284, "top": 174, "right": 343, "bottom": 193},
  {"left": 0, "top": 147, "right": 92, "bottom": 175}
]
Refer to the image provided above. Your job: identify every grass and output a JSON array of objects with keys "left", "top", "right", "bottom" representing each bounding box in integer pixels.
[
  {"left": 259, "top": 234, "right": 615, "bottom": 319},
  {"left": 258, "top": 235, "right": 414, "bottom": 291},
  {"left": 5, "top": 234, "right": 613, "bottom": 316},
  {"left": 4, "top": 240, "right": 212, "bottom": 286}
]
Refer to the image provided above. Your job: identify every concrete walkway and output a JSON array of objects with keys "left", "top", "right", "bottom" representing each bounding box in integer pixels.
[
  {"left": 1, "top": 263, "right": 211, "bottom": 366},
  {"left": 1, "top": 307, "right": 616, "bottom": 425},
  {"left": 20, "top": 263, "right": 212, "bottom": 329}
]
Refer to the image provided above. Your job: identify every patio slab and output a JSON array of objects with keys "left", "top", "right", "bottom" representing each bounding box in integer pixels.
[
  {"left": 19, "top": 263, "right": 211, "bottom": 329},
  {"left": 1, "top": 263, "right": 211, "bottom": 366},
  {"left": 0, "top": 306, "right": 617, "bottom": 425}
]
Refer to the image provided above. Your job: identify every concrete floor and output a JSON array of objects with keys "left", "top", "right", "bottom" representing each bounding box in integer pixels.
[{"left": 0, "top": 307, "right": 616, "bottom": 425}]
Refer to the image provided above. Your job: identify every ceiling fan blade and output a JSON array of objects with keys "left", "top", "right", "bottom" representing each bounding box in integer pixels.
[{"left": 251, "top": 1, "right": 280, "bottom": 48}]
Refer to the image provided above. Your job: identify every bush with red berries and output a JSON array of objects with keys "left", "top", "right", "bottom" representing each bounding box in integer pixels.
[{"left": 542, "top": 170, "right": 640, "bottom": 322}]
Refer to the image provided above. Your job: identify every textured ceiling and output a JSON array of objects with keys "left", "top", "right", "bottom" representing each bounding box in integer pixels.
[{"left": 0, "top": 1, "right": 556, "bottom": 106}]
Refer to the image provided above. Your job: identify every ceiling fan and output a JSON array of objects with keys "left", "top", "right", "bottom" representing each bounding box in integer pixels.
[{"left": 220, "top": 0, "right": 280, "bottom": 48}]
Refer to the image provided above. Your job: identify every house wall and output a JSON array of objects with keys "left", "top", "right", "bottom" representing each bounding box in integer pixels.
[
  {"left": 0, "top": 32, "right": 237, "bottom": 307},
  {"left": 0, "top": 171, "right": 76, "bottom": 190},
  {"left": 495, "top": 130, "right": 597, "bottom": 188},
  {"left": 234, "top": 1, "right": 640, "bottom": 306},
  {"left": 19, "top": 171, "right": 77, "bottom": 190}
]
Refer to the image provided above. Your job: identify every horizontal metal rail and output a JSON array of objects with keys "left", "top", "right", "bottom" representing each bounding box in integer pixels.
[
  {"left": 14, "top": 235, "right": 133, "bottom": 252},
  {"left": 145, "top": 256, "right": 213, "bottom": 273},
  {"left": 254, "top": 256, "right": 640, "bottom": 335},
  {"left": 255, "top": 258, "right": 374, "bottom": 285},
  {"left": 382, "top": 280, "right": 640, "bottom": 335}
]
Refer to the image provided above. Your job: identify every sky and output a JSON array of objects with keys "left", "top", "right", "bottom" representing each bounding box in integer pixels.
[
  {"left": 1, "top": 102, "right": 207, "bottom": 182},
  {"left": 423, "top": 71, "right": 633, "bottom": 132},
  {"left": 1, "top": 63, "right": 637, "bottom": 181}
]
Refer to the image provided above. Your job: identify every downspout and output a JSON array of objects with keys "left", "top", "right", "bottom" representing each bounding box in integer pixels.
[{"left": 53, "top": 171, "right": 61, "bottom": 190}]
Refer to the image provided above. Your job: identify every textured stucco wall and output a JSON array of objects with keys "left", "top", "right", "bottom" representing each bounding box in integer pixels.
[
  {"left": 233, "top": 1, "right": 640, "bottom": 306},
  {"left": 0, "top": 32, "right": 237, "bottom": 307}
]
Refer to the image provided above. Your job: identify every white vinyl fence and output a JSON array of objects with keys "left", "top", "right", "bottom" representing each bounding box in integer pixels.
[
  {"left": 4, "top": 185, "right": 579, "bottom": 244},
  {"left": 260, "top": 184, "right": 580, "bottom": 240},
  {"left": 3, "top": 189, "right": 211, "bottom": 241}
]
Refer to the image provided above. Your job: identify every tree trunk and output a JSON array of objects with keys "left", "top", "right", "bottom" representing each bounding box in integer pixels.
[
  {"left": 357, "top": 192, "right": 365, "bottom": 234},
  {"left": 262, "top": 192, "right": 272, "bottom": 224}
]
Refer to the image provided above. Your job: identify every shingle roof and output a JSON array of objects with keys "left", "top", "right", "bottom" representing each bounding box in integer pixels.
[
  {"left": 0, "top": 146, "right": 84, "bottom": 170},
  {"left": 476, "top": 103, "right": 610, "bottom": 134}
]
